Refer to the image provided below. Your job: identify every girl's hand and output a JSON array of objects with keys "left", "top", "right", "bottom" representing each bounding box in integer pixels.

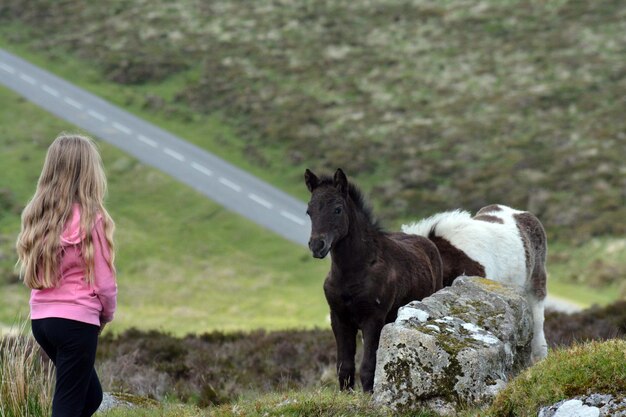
[{"left": 99, "top": 322, "right": 107, "bottom": 335}]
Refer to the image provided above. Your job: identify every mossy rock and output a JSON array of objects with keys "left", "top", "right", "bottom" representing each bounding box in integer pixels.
[
  {"left": 100, "top": 392, "right": 158, "bottom": 411},
  {"left": 373, "top": 277, "right": 533, "bottom": 413}
]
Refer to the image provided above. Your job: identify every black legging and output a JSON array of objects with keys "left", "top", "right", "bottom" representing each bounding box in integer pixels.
[{"left": 31, "top": 318, "right": 103, "bottom": 417}]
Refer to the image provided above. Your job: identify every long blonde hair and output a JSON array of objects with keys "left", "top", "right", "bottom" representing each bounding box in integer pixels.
[{"left": 16, "top": 133, "right": 115, "bottom": 289}]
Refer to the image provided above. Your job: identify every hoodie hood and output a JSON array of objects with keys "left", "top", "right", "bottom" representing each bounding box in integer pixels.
[
  {"left": 60, "top": 204, "right": 104, "bottom": 246},
  {"left": 60, "top": 203, "right": 84, "bottom": 246}
]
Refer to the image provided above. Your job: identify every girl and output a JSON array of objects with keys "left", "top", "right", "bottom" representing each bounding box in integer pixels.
[{"left": 16, "top": 133, "right": 117, "bottom": 417}]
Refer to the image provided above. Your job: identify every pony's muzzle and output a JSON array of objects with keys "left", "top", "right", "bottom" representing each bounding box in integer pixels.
[{"left": 309, "top": 235, "right": 331, "bottom": 259}]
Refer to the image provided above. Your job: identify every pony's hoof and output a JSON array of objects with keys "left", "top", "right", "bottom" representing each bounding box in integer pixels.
[{"left": 531, "top": 346, "right": 548, "bottom": 363}]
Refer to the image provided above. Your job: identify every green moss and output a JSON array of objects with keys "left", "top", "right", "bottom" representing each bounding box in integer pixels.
[
  {"left": 466, "top": 300, "right": 491, "bottom": 328},
  {"left": 383, "top": 356, "right": 414, "bottom": 392},
  {"left": 415, "top": 321, "right": 481, "bottom": 405},
  {"left": 438, "top": 298, "right": 493, "bottom": 333},
  {"left": 474, "top": 278, "right": 517, "bottom": 298},
  {"left": 476, "top": 278, "right": 503, "bottom": 288}
]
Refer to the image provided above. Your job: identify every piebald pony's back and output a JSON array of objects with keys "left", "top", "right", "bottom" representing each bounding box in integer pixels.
[{"left": 402, "top": 205, "right": 527, "bottom": 288}]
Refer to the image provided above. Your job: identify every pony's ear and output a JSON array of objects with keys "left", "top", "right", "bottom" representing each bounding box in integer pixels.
[
  {"left": 304, "top": 169, "right": 319, "bottom": 192},
  {"left": 334, "top": 168, "right": 348, "bottom": 196}
]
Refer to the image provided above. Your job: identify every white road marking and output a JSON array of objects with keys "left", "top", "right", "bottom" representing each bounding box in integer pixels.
[
  {"left": 280, "top": 210, "right": 306, "bottom": 225},
  {"left": 112, "top": 122, "right": 132, "bottom": 135},
  {"left": 137, "top": 134, "right": 157, "bottom": 148},
  {"left": 248, "top": 193, "right": 273, "bottom": 209},
  {"left": 219, "top": 177, "right": 242, "bottom": 192},
  {"left": 19, "top": 73, "right": 36, "bottom": 85},
  {"left": 0, "top": 63, "right": 16, "bottom": 74},
  {"left": 87, "top": 110, "right": 107, "bottom": 122},
  {"left": 42, "top": 84, "right": 60, "bottom": 97},
  {"left": 164, "top": 147, "right": 185, "bottom": 161},
  {"left": 191, "top": 162, "right": 213, "bottom": 177},
  {"left": 64, "top": 97, "right": 83, "bottom": 110}
]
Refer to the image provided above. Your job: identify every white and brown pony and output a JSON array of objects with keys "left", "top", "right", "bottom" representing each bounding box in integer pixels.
[{"left": 402, "top": 204, "right": 548, "bottom": 361}]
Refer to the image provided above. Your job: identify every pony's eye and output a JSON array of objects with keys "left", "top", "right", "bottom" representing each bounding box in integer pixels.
[
  {"left": 306, "top": 209, "right": 310, "bottom": 216},
  {"left": 334, "top": 207, "right": 342, "bottom": 214}
]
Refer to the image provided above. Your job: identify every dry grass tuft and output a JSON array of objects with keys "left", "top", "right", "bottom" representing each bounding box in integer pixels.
[{"left": 0, "top": 323, "right": 54, "bottom": 417}]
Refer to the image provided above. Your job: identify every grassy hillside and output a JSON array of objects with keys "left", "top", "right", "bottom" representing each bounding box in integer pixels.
[
  {"left": 0, "top": 0, "right": 625, "bottom": 332},
  {"left": 0, "top": 86, "right": 330, "bottom": 334},
  {"left": 0, "top": 0, "right": 624, "bottom": 241},
  {"left": 0, "top": 77, "right": 620, "bottom": 339}
]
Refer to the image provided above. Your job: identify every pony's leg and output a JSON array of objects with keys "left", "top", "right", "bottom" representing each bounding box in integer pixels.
[
  {"left": 530, "top": 256, "right": 548, "bottom": 362},
  {"left": 360, "top": 317, "right": 385, "bottom": 393},
  {"left": 330, "top": 311, "right": 358, "bottom": 390},
  {"left": 529, "top": 295, "right": 548, "bottom": 362},
  {"left": 521, "top": 212, "right": 548, "bottom": 362}
]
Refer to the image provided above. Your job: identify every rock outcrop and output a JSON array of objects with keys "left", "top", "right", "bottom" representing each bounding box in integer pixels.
[
  {"left": 97, "top": 393, "right": 133, "bottom": 412},
  {"left": 373, "top": 276, "right": 534, "bottom": 414},
  {"left": 97, "top": 392, "right": 157, "bottom": 412}
]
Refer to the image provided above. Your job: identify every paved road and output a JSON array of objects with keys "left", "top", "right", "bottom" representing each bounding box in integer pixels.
[
  {"left": 0, "top": 49, "right": 310, "bottom": 246},
  {"left": 544, "top": 295, "right": 582, "bottom": 314},
  {"left": 0, "top": 49, "right": 582, "bottom": 313}
]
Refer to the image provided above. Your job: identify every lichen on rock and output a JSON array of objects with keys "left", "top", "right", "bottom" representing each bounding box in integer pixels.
[{"left": 373, "top": 276, "right": 534, "bottom": 414}]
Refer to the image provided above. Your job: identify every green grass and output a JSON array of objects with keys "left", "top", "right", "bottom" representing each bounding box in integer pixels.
[
  {"left": 489, "top": 339, "right": 626, "bottom": 416},
  {"left": 547, "top": 279, "right": 618, "bottom": 308},
  {"left": 0, "top": 85, "right": 330, "bottom": 335},
  {"left": 546, "top": 238, "right": 626, "bottom": 307},
  {"left": 98, "top": 403, "right": 203, "bottom": 417}
]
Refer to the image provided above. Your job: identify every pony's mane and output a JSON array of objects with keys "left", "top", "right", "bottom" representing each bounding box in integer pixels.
[
  {"left": 317, "top": 175, "right": 382, "bottom": 231},
  {"left": 402, "top": 209, "right": 472, "bottom": 238}
]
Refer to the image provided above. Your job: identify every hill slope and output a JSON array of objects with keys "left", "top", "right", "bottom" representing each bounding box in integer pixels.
[
  {"left": 1, "top": 0, "right": 624, "bottom": 240},
  {"left": 0, "top": 1, "right": 624, "bottom": 332}
]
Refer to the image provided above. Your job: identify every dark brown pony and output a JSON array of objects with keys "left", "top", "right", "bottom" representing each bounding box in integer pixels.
[{"left": 304, "top": 168, "right": 443, "bottom": 392}]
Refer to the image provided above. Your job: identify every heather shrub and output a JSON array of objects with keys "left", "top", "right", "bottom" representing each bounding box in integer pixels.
[
  {"left": 97, "top": 301, "right": 626, "bottom": 406},
  {"left": 98, "top": 328, "right": 339, "bottom": 405},
  {"left": 545, "top": 300, "right": 626, "bottom": 347}
]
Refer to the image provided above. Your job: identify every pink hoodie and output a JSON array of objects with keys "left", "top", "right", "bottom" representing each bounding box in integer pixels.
[{"left": 30, "top": 204, "right": 117, "bottom": 326}]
